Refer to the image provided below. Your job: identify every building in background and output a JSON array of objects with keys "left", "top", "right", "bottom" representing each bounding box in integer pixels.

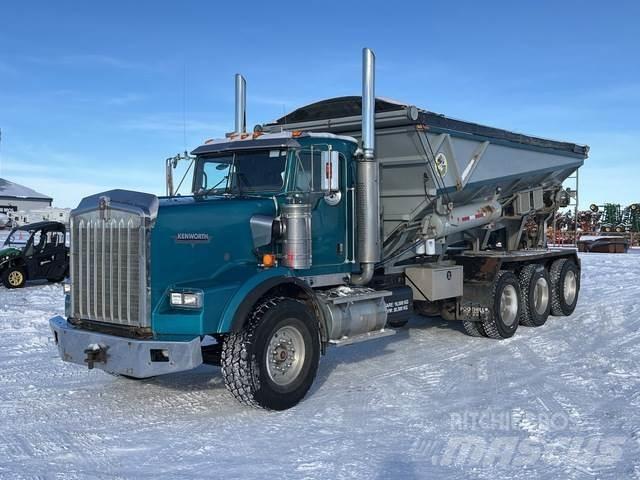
[
  {"left": 0, "top": 178, "right": 70, "bottom": 228},
  {"left": 0, "top": 177, "right": 53, "bottom": 213},
  {"left": 7, "top": 207, "right": 71, "bottom": 226}
]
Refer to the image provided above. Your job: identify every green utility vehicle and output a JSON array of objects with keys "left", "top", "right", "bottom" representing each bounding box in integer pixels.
[{"left": 1, "top": 221, "right": 68, "bottom": 288}]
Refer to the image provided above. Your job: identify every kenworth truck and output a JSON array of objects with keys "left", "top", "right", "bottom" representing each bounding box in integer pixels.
[{"left": 50, "top": 49, "right": 588, "bottom": 410}]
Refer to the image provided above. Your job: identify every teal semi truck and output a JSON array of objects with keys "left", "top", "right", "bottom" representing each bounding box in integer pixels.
[{"left": 50, "top": 48, "right": 588, "bottom": 410}]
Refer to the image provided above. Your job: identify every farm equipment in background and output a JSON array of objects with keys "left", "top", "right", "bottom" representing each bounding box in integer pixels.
[
  {"left": 622, "top": 203, "right": 640, "bottom": 233},
  {"left": 577, "top": 209, "right": 601, "bottom": 233},
  {"left": 592, "top": 203, "right": 625, "bottom": 233},
  {"left": 554, "top": 211, "right": 576, "bottom": 231},
  {"left": 574, "top": 203, "right": 639, "bottom": 250}
]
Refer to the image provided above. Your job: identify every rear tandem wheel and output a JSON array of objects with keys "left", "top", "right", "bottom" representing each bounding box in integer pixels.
[
  {"left": 518, "top": 264, "right": 551, "bottom": 327},
  {"left": 480, "top": 271, "right": 521, "bottom": 339},
  {"left": 549, "top": 258, "right": 580, "bottom": 317}
]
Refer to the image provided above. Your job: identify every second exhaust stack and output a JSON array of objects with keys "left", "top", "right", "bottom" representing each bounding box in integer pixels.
[
  {"left": 352, "top": 47, "right": 380, "bottom": 285},
  {"left": 235, "top": 74, "right": 247, "bottom": 134}
]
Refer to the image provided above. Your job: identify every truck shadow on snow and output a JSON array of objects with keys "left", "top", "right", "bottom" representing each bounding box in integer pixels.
[
  {"left": 309, "top": 314, "right": 463, "bottom": 394},
  {"left": 141, "top": 314, "right": 463, "bottom": 400}
]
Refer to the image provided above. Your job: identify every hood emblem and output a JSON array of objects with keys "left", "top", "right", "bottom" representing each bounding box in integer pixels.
[
  {"left": 98, "top": 196, "right": 111, "bottom": 221},
  {"left": 175, "top": 233, "right": 210, "bottom": 244}
]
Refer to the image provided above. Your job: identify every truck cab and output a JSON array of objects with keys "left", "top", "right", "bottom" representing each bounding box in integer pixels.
[{"left": 189, "top": 132, "right": 357, "bottom": 275}]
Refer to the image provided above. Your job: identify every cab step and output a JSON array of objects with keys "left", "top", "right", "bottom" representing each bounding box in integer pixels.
[{"left": 329, "top": 328, "right": 396, "bottom": 347}]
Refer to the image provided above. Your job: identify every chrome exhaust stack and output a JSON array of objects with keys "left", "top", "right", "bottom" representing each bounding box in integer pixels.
[
  {"left": 352, "top": 48, "right": 380, "bottom": 285},
  {"left": 234, "top": 73, "right": 247, "bottom": 134}
]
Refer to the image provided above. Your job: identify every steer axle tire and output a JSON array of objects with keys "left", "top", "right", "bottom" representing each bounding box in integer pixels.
[{"left": 221, "top": 296, "right": 320, "bottom": 410}]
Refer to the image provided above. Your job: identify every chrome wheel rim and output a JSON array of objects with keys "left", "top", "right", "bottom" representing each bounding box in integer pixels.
[
  {"left": 265, "top": 323, "right": 306, "bottom": 387},
  {"left": 500, "top": 285, "right": 518, "bottom": 327},
  {"left": 564, "top": 270, "right": 577, "bottom": 305},
  {"left": 533, "top": 277, "right": 549, "bottom": 315},
  {"left": 8, "top": 271, "right": 23, "bottom": 286}
]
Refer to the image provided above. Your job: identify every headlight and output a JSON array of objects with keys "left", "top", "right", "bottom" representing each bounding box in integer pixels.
[
  {"left": 169, "top": 291, "right": 203, "bottom": 309},
  {"left": 63, "top": 282, "right": 72, "bottom": 294}
]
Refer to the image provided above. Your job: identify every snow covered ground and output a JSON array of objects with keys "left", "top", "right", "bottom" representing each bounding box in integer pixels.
[{"left": 0, "top": 252, "right": 639, "bottom": 479}]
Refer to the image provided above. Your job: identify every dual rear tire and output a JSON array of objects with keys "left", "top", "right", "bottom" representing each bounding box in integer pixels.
[
  {"left": 480, "top": 271, "right": 521, "bottom": 339},
  {"left": 463, "top": 258, "right": 579, "bottom": 339},
  {"left": 549, "top": 258, "right": 580, "bottom": 317},
  {"left": 518, "top": 264, "right": 551, "bottom": 327}
]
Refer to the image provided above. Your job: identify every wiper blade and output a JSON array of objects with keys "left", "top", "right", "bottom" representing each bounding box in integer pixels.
[{"left": 196, "top": 176, "right": 228, "bottom": 197}]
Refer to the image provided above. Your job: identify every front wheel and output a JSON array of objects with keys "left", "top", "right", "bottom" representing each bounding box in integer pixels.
[
  {"left": 221, "top": 296, "right": 320, "bottom": 410},
  {"left": 2, "top": 266, "right": 26, "bottom": 289}
]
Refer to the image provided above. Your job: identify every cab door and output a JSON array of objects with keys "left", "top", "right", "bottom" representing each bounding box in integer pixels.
[{"left": 290, "top": 145, "right": 349, "bottom": 270}]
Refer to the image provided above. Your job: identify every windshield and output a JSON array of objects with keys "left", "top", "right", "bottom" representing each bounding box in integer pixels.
[
  {"left": 195, "top": 149, "right": 288, "bottom": 196},
  {"left": 3, "top": 229, "right": 31, "bottom": 249}
]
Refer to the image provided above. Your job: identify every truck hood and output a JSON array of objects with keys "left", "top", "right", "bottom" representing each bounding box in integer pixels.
[{"left": 150, "top": 195, "right": 277, "bottom": 307}]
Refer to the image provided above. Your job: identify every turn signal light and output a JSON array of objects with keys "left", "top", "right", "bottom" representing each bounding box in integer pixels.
[
  {"left": 262, "top": 254, "right": 276, "bottom": 268},
  {"left": 291, "top": 130, "right": 303, "bottom": 138}
]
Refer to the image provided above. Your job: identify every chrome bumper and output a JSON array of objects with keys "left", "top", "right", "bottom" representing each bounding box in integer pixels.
[{"left": 49, "top": 316, "right": 203, "bottom": 378}]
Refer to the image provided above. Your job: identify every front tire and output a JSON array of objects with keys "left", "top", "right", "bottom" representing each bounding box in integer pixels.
[
  {"left": 481, "top": 271, "right": 521, "bottom": 339},
  {"left": 2, "top": 266, "right": 26, "bottom": 288},
  {"left": 518, "top": 264, "right": 551, "bottom": 327},
  {"left": 221, "top": 296, "right": 320, "bottom": 410},
  {"left": 550, "top": 259, "right": 580, "bottom": 316}
]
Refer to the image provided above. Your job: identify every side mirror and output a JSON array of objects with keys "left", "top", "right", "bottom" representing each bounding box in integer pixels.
[{"left": 321, "top": 150, "right": 341, "bottom": 205}]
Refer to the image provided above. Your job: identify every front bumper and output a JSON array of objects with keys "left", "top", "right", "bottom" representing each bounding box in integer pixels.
[{"left": 49, "top": 316, "right": 203, "bottom": 378}]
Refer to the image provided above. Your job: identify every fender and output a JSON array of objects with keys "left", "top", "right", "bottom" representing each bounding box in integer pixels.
[
  {"left": 227, "top": 275, "right": 323, "bottom": 334},
  {"left": 152, "top": 264, "right": 318, "bottom": 337},
  {"left": 220, "top": 268, "right": 321, "bottom": 334}
]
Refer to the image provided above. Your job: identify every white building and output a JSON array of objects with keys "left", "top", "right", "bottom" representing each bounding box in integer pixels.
[
  {"left": 0, "top": 178, "right": 70, "bottom": 227},
  {"left": 7, "top": 207, "right": 71, "bottom": 226},
  {"left": 0, "top": 178, "right": 53, "bottom": 213}
]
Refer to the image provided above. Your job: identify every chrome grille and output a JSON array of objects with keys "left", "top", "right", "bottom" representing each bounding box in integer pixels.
[{"left": 70, "top": 211, "right": 148, "bottom": 327}]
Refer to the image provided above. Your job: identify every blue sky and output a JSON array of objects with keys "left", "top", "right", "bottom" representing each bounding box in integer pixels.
[{"left": 1, "top": 1, "right": 638, "bottom": 208}]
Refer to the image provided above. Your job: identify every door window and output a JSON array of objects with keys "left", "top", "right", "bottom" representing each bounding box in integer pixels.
[
  {"left": 292, "top": 149, "right": 325, "bottom": 193},
  {"left": 44, "top": 231, "right": 65, "bottom": 251}
]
